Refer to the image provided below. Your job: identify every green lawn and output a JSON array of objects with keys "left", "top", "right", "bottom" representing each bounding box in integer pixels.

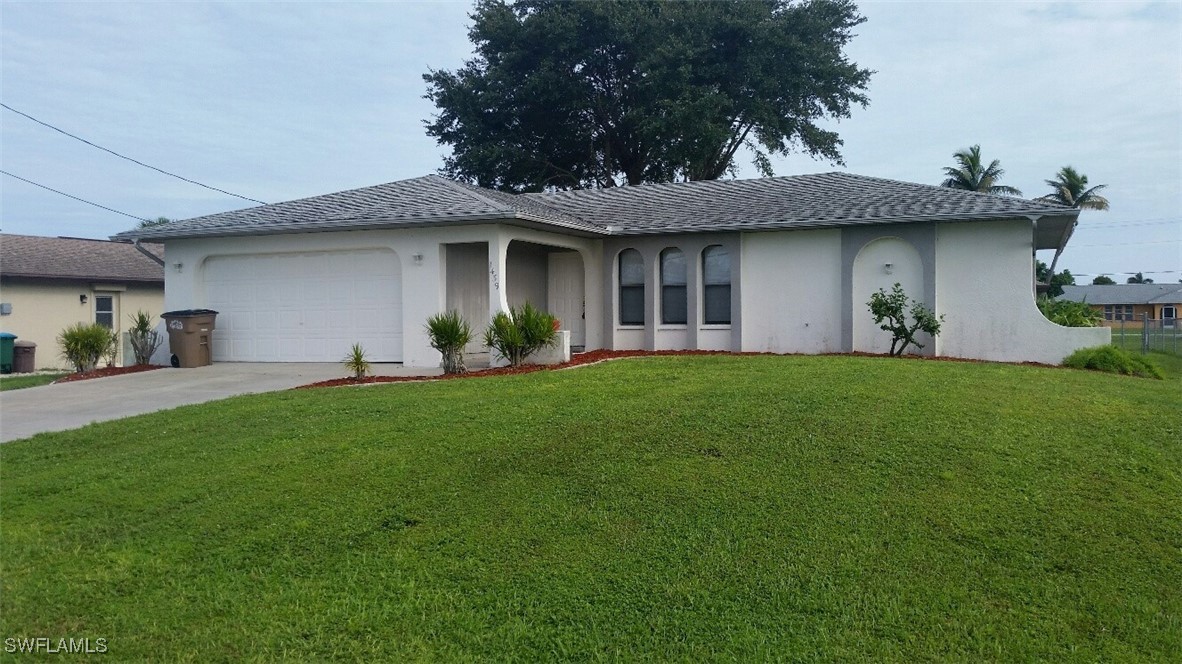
[
  {"left": 0, "top": 372, "right": 67, "bottom": 391},
  {"left": 2, "top": 356, "right": 1179, "bottom": 660}
]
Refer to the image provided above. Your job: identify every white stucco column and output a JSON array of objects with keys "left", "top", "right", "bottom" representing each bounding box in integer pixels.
[{"left": 488, "top": 231, "right": 511, "bottom": 318}]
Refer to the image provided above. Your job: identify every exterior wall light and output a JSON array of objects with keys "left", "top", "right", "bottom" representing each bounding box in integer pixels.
[
  {"left": 412, "top": 253, "right": 424, "bottom": 265},
  {"left": 80, "top": 294, "right": 88, "bottom": 304},
  {"left": 173, "top": 263, "right": 184, "bottom": 273},
  {"left": 884, "top": 263, "right": 894, "bottom": 274}
]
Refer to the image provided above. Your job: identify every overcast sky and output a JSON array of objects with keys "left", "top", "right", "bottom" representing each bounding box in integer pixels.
[{"left": 2, "top": 1, "right": 1178, "bottom": 282}]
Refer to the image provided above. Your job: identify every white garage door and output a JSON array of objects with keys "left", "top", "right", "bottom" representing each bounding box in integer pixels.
[{"left": 204, "top": 249, "right": 402, "bottom": 362}]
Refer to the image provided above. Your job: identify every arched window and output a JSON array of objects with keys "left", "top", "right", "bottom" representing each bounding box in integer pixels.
[
  {"left": 660, "top": 248, "right": 687, "bottom": 324},
  {"left": 702, "top": 245, "right": 731, "bottom": 325},
  {"left": 618, "top": 249, "right": 645, "bottom": 325}
]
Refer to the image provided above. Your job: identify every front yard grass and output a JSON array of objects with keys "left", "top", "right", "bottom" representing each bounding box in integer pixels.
[
  {"left": 0, "top": 372, "right": 68, "bottom": 391},
  {"left": 1, "top": 355, "right": 1179, "bottom": 660}
]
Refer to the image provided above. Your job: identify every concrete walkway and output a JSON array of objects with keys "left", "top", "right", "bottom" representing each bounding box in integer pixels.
[{"left": 0, "top": 363, "right": 442, "bottom": 443}]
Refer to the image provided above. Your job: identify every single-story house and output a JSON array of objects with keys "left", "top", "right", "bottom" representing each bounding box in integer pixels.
[
  {"left": 1059, "top": 284, "right": 1181, "bottom": 327},
  {"left": 117, "top": 172, "right": 1108, "bottom": 367},
  {"left": 0, "top": 233, "right": 165, "bottom": 368}
]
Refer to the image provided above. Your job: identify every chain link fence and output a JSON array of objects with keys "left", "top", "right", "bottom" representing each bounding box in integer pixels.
[{"left": 1108, "top": 315, "right": 1180, "bottom": 356}]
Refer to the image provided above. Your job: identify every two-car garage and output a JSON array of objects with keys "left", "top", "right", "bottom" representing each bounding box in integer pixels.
[{"left": 202, "top": 249, "right": 402, "bottom": 362}]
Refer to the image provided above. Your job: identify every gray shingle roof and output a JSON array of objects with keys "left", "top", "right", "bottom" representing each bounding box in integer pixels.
[
  {"left": 115, "top": 172, "right": 1076, "bottom": 241},
  {"left": 1, "top": 234, "right": 164, "bottom": 283},
  {"left": 1059, "top": 284, "right": 1182, "bottom": 305}
]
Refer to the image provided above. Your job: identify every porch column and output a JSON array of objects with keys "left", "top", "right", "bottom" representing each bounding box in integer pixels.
[{"left": 488, "top": 233, "right": 511, "bottom": 318}]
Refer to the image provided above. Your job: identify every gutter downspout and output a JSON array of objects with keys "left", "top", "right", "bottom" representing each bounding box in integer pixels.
[{"left": 133, "top": 239, "right": 165, "bottom": 267}]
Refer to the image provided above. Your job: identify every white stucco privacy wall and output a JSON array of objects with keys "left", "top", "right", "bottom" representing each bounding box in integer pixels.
[
  {"left": 935, "top": 219, "right": 1108, "bottom": 363},
  {"left": 740, "top": 229, "right": 843, "bottom": 354}
]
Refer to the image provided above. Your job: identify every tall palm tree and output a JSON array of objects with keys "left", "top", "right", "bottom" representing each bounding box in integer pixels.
[
  {"left": 1037, "top": 166, "right": 1109, "bottom": 290},
  {"left": 1036, "top": 166, "right": 1109, "bottom": 210},
  {"left": 940, "top": 145, "right": 1023, "bottom": 196}
]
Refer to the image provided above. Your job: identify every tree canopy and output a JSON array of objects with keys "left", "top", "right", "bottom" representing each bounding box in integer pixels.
[
  {"left": 137, "top": 216, "right": 172, "bottom": 229},
  {"left": 1091, "top": 275, "right": 1116, "bottom": 285},
  {"left": 939, "top": 145, "right": 1022, "bottom": 196},
  {"left": 423, "top": 0, "right": 873, "bottom": 192},
  {"left": 1035, "top": 260, "right": 1075, "bottom": 297},
  {"left": 1126, "top": 272, "right": 1154, "bottom": 284},
  {"left": 1036, "top": 166, "right": 1109, "bottom": 210}
]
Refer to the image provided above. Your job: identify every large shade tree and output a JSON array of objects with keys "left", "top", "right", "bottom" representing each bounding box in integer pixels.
[
  {"left": 939, "top": 145, "right": 1022, "bottom": 196},
  {"left": 423, "top": 0, "right": 873, "bottom": 192}
]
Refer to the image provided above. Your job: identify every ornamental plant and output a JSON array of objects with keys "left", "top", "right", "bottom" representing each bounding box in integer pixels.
[
  {"left": 426, "top": 310, "right": 473, "bottom": 374},
  {"left": 58, "top": 322, "right": 114, "bottom": 373},
  {"left": 867, "top": 283, "right": 944, "bottom": 357},
  {"left": 343, "top": 343, "right": 371, "bottom": 381},
  {"left": 127, "top": 310, "right": 164, "bottom": 365},
  {"left": 1036, "top": 296, "right": 1103, "bottom": 327},
  {"left": 484, "top": 302, "right": 559, "bottom": 367},
  {"left": 1063, "top": 345, "right": 1163, "bottom": 379}
]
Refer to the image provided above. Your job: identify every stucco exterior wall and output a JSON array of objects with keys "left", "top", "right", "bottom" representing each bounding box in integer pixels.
[
  {"left": 0, "top": 278, "right": 163, "bottom": 369},
  {"left": 163, "top": 224, "right": 601, "bottom": 368},
  {"left": 935, "top": 219, "right": 1108, "bottom": 363},
  {"left": 740, "top": 229, "right": 843, "bottom": 354}
]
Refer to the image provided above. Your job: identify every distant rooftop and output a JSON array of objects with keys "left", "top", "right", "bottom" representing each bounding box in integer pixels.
[
  {"left": 1059, "top": 283, "right": 1182, "bottom": 305},
  {"left": 1, "top": 234, "right": 164, "bottom": 283}
]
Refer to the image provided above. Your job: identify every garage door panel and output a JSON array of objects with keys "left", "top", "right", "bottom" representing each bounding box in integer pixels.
[{"left": 204, "top": 250, "right": 402, "bottom": 362}]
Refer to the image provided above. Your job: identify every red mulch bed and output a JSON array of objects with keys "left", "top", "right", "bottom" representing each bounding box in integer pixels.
[
  {"left": 54, "top": 364, "right": 167, "bottom": 383},
  {"left": 298, "top": 348, "right": 1063, "bottom": 390}
]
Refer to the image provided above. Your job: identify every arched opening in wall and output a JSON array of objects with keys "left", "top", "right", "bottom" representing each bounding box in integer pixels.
[
  {"left": 660, "top": 248, "right": 687, "bottom": 324},
  {"left": 852, "top": 237, "right": 925, "bottom": 355},
  {"left": 618, "top": 249, "right": 645, "bottom": 326}
]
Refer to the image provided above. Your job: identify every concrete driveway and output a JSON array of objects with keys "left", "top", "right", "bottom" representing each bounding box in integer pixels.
[{"left": 0, "top": 363, "right": 441, "bottom": 443}]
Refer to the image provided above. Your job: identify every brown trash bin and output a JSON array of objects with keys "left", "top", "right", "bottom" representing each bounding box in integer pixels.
[
  {"left": 161, "top": 309, "right": 218, "bottom": 368},
  {"left": 12, "top": 340, "right": 36, "bottom": 373}
]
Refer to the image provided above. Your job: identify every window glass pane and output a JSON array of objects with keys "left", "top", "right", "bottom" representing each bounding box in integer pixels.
[
  {"left": 95, "top": 296, "right": 114, "bottom": 328},
  {"left": 703, "top": 246, "right": 730, "bottom": 285},
  {"left": 620, "top": 286, "right": 645, "bottom": 325},
  {"left": 619, "top": 250, "right": 644, "bottom": 286},
  {"left": 662, "top": 285, "right": 687, "bottom": 324},
  {"left": 704, "top": 285, "right": 731, "bottom": 324},
  {"left": 96, "top": 312, "right": 114, "bottom": 328},
  {"left": 660, "top": 249, "right": 686, "bottom": 286}
]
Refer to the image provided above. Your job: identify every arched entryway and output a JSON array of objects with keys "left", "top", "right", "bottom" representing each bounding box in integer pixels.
[{"left": 852, "top": 237, "right": 925, "bottom": 355}]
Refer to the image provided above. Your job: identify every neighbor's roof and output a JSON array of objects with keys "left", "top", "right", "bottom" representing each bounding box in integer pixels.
[
  {"left": 115, "top": 172, "right": 1077, "bottom": 242},
  {"left": 0, "top": 234, "right": 164, "bottom": 283},
  {"left": 1059, "top": 283, "right": 1182, "bottom": 305}
]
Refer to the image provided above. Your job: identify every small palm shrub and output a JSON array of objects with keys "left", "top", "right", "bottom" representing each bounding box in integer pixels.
[
  {"left": 1063, "top": 345, "right": 1163, "bottom": 379},
  {"left": 58, "top": 322, "right": 114, "bottom": 373},
  {"left": 103, "top": 329, "right": 120, "bottom": 367},
  {"left": 484, "top": 302, "right": 559, "bottom": 367},
  {"left": 343, "top": 343, "right": 371, "bottom": 380},
  {"left": 426, "top": 310, "right": 473, "bottom": 374},
  {"left": 1038, "top": 296, "right": 1102, "bottom": 327},
  {"left": 127, "top": 310, "right": 164, "bottom": 365}
]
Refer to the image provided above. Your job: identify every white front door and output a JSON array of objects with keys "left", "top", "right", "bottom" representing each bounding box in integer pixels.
[
  {"left": 203, "top": 249, "right": 402, "bottom": 362},
  {"left": 548, "top": 251, "right": 585, "bottom": 347}
]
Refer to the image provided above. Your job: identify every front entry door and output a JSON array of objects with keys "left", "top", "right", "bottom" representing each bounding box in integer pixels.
[{"left": 548, "top": 251, "right": 585, "bottom": 347}]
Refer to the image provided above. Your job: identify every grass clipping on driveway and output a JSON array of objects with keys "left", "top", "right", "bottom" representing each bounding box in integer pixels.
[{"left": 2, "top": 356, "right": 1179, "bottom": 660}]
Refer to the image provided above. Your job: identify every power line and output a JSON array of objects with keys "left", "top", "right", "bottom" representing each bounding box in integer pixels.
[
  {"left": 1, "top": 102, "right": 267, "bottom": 205},
  {"left": 1, "top": 170, "right": 150, "bottom": 222}
]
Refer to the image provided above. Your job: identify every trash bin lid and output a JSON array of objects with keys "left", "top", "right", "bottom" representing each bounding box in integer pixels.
[
  {"left": 0, "top": 332, "right": 16, "bottom": 340},
  {"left": 161, "top": 309, "right": 219, "bottom": 317},
  {"left": 14, "top": 340, "right": 35, "bottom": 347}
]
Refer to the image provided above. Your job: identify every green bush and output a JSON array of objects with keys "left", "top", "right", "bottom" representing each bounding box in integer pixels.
[
  {"left": 58, "top": 322, "right": 115, "bottom": 373},
  {"left": 867, "top": 283, "right": 943, "bottom": 356},
  {"left": 426, "top": 310, "right": 473, "bottom": 374},
  {"left": 1063, "top": 345, "right": 1164, "bottom": 379},
  {"left": 127, "top": 310, "right": 164, "bottom": 365},
  {"left": 342, "top": 343, "right": 371, "bottom": 380},
  {"left": 484, "top": 303, "right": 558, "bottom": 367},
  {"left": 1038, "top": 296, "right": 1102, "bottom": 327}
]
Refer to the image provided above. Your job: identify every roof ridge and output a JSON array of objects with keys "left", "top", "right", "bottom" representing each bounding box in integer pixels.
[{"left": 431, "top": 176, "right": 517, "bottom": 214}]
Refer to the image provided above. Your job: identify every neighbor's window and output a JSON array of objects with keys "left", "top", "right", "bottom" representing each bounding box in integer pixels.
[
  {"left": 95, "top": 295, "right": 114, "bottom": 328},
  {"left": 660, "top": 248, "right": 687, "bottom": 325},
  {"left": 618, "top": 249, "right": 645, "bottom": 326},
  {"left": 702, "top": 245, "right": 731, "bottom": 325},
  {"left": 1104, "top": 304, "right": 1134, "bottom": 321}
]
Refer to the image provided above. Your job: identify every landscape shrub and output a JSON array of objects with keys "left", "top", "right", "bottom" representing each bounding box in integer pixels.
[
  {"left": 58, "top": 322, "right": 115, "bottom": 373},
  {"left": 426, "top": 310, "right": 473, "bottom": 374},
  {"left": 342, "top": 343, "right": 371, "bottom": 380},
  {"left": 484, "top": 303, "right": 558, "bottom": 367},
  {"left": 1037, "top": 296, "right": 1102, "bottom": 327},
  {"left": 867, "top": 283, "right": 944, "bottom": 356},
  {"left": 1063, "top": 345, "right": 1163, "bottom": 379},
  {"left": 127, "top": 310, "right": 164, "bottom": 365}
]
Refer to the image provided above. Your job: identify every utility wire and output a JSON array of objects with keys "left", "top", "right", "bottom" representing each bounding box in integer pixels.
[
  {"left": 1, "top": 102, "right": 267, "bottom": 205},
  {"left": 1, "top": 170, "right": 150, "bottom": 222}
]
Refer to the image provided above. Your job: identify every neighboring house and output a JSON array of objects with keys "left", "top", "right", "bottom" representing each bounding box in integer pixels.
[
  {"left": 117, "top": 173, "right": 1108, "bottom": 367},
  {"left": 1060, "top": 284, "right": 1182, "bottom": 327},
  {"left": 0, "top": 234, "right": 165, "bottom": 368}
]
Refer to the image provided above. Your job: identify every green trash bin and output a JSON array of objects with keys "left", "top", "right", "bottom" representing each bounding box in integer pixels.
[{"left": 0, "top": 332, "right": 15, "bottom": 374}]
